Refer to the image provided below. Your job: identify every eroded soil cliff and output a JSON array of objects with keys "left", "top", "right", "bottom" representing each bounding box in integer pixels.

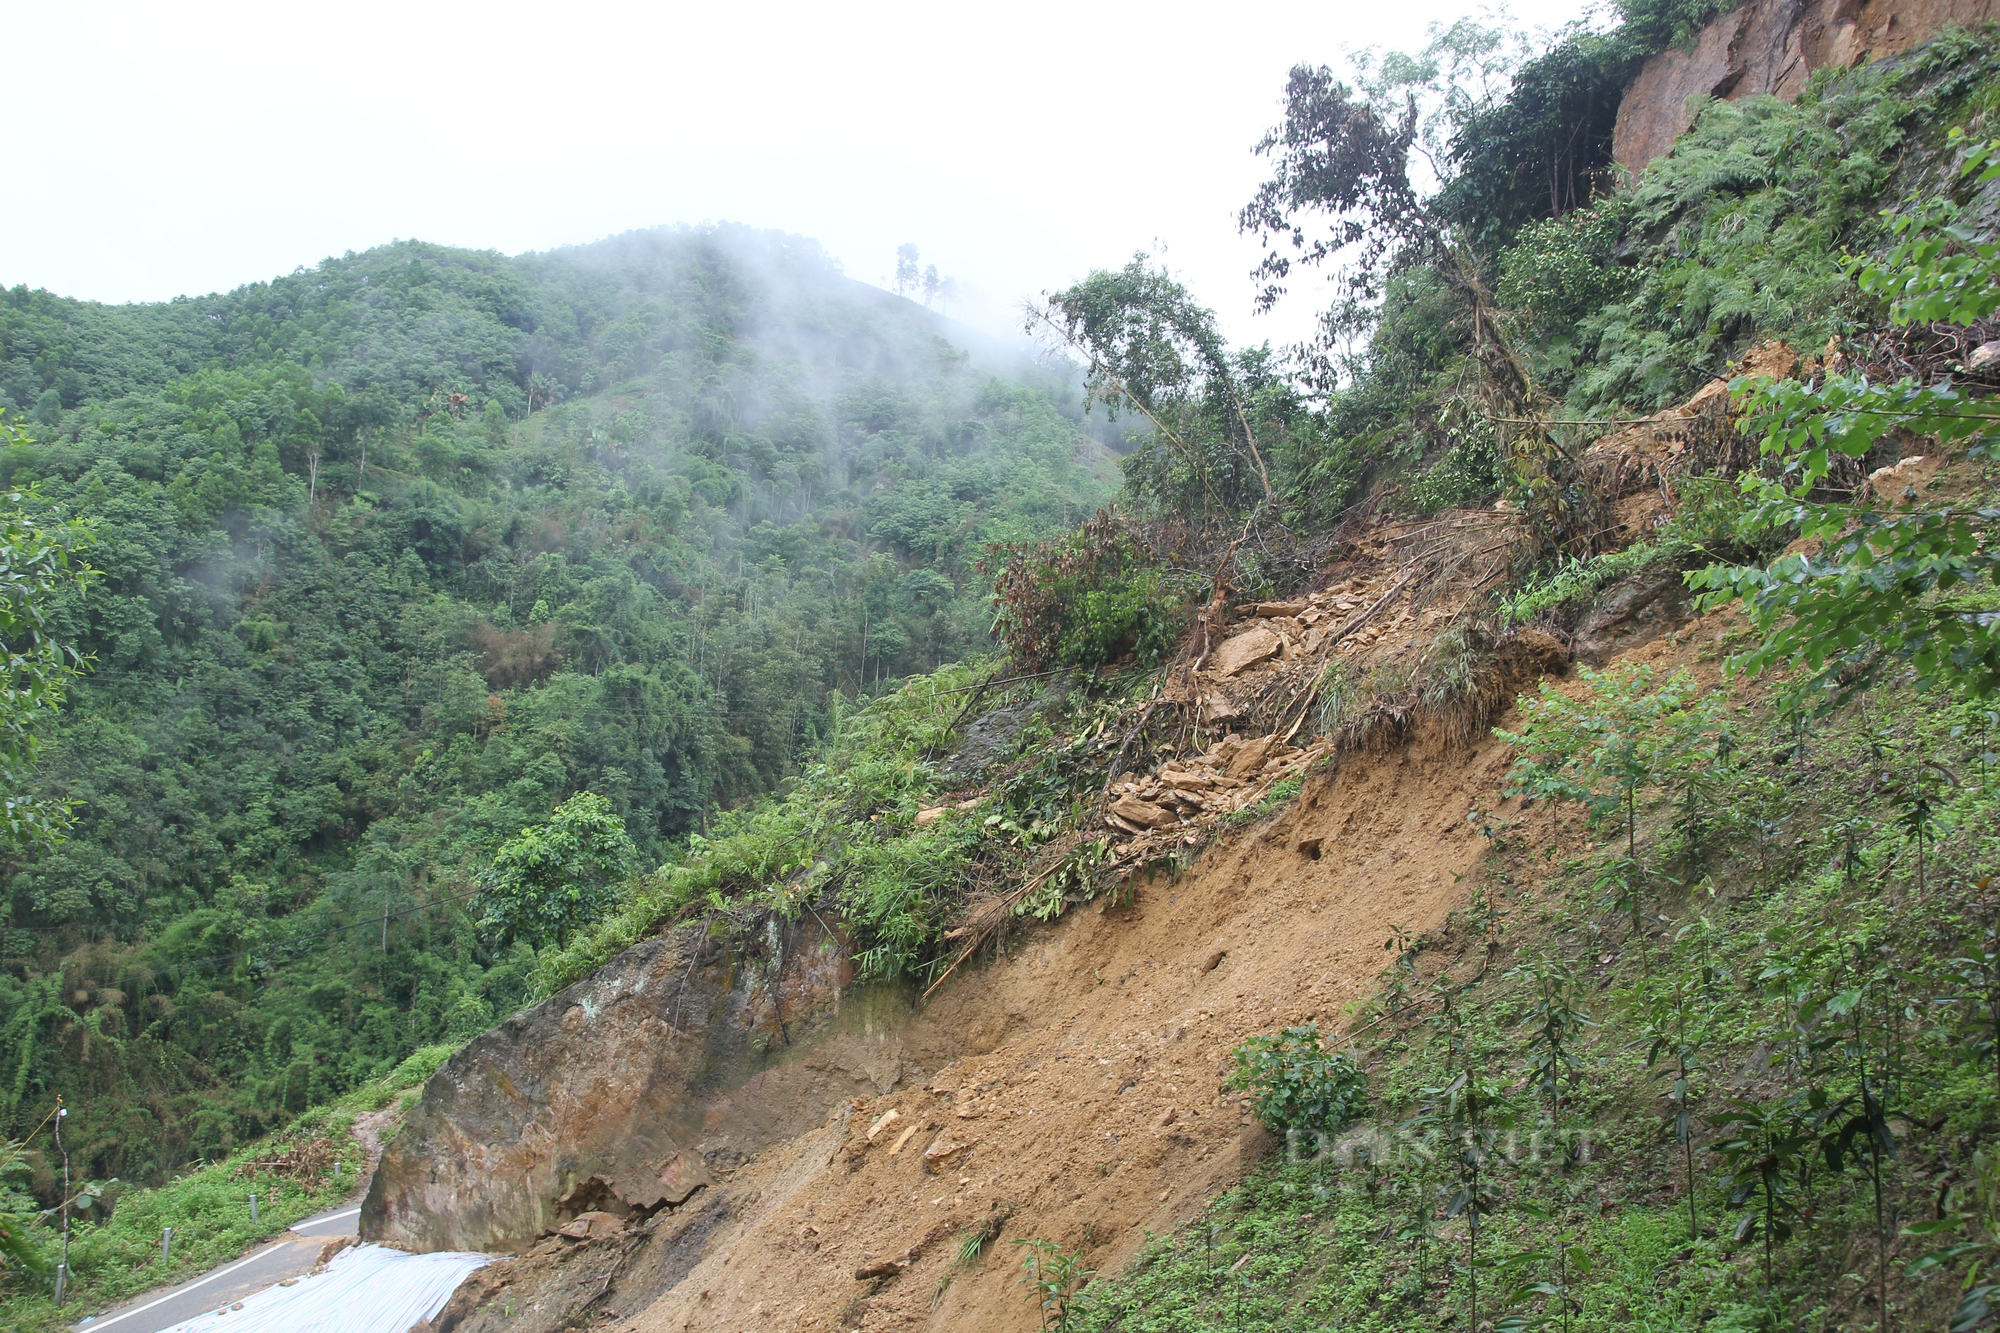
[{"left": 408, "top": 705, "right": 1597, "bottom": 1333}]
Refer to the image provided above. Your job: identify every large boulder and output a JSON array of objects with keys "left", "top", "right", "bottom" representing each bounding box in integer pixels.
[
  {"left": 362, "top": 916, "right": 938, "bottom": 1254},
  {"left": 1211, "top": 626, "right": 1281, "bottom": 678},
  {"left": 939, "top": 683, "right": 1064, "bottom": 786}
]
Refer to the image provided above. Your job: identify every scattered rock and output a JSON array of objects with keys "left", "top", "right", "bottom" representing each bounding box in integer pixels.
[
  {"left": 557, "top": 1210, "right": 624, "bottom": 1240},
  {"left": 866, "top": 1109, "right": 900, "bottom": 1142},
  {"left": 1572, "top": 567, "right": 1692, "bottom": 666},
  {"left": 1155, "top": 1107, "right": 1178, "bottom": 1128},
  {"left": 1199, "top": 948, "right": 1228, "bottom": 974},
  {"left": 1211, "top": 627, "right": 1281, "bottom": 678},
  {"left": 1110, "top": 796, "right": 1177, "bottom": 829},
  {"left": 887, "top": 1123, "right": 923, "bottom": 1155},
  {"left": 1737, "top": 339, "right": 1798, "bottom": 382},
  {"left": 655, "top": 1151, "right": 714, "bottom": 1207},
  {"left": 1205, "top": 734, "right": 1245, "bottom": 764},
  {"left": 1973, "top": 340, "right": 2000, "bottom": 370},
  {"left": 1254, "top": 601, "right": 1307, "bottom": 618},
  {"left": 1506, "top": 630, "right": 1570, "bottom": 676},
  {"left": 317, "top": 1235, "right": 355, "bottom": 1266},
  {"left": 1865, "top": 453, "right": 1939, "bottom": 502},
  {"left": 1202, "top": 690, "right": 1243, "bottom": 723},
  {"left": 915, "top": 806, "right": 947, "bottom": 826},
  {"left": 1682, "top": 377, "right": 1731, "bottom": 415},
  {"left": 922, "top": 1137, "right": 966, "bottom": 1171},
  {"left": 1225, "top": 736, "right": 1276, "bottom": 779}
]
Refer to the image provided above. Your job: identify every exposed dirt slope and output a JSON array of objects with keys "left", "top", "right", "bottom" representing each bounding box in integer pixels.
[{"left": 597, "top": 719, "right": 1528, "bottom": 1333}]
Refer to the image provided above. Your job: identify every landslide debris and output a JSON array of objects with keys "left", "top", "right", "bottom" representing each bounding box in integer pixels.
[{"left": 398, "top": 354, "right": 1803, "bottom": 1329}]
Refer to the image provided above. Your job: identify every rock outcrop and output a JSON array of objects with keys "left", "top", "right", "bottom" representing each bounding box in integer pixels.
[
  {"left": 361, "top": 914, "right": 945, "bottom": 1255},
  {"left": 1614, "top": 0, "right": 2000, "bottom": 171},
  {"left": 1572, "top": 567, "right": 1694, "bottom": 664}
]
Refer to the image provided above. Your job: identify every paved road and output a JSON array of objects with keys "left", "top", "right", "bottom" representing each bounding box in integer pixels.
[{"left": 74, "top": 1200, "right": 363, "bottom": 1333}]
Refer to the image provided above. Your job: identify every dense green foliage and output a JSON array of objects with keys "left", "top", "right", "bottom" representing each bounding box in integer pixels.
[
  {"left": 473, "top": 791, "right": 635, "bottom": 949},
  {"left": 1697, "top": 129, "right": 2000, "bottom": 703},
  {"left": 0, "top": 225, "right": 1112, "bottom": 1193},
  {"left": 0, "top": 431, "right": 96, "bottom": 853}
]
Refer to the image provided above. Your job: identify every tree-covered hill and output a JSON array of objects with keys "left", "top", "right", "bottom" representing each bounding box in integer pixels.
[{"left": 0, "top": 225, "right": 1114, "bottom": 1183}]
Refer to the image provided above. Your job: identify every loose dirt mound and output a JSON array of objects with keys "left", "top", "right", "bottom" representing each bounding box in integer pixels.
[{"left": 617, "top": 722, "right": 1527, "bottom": 1333}]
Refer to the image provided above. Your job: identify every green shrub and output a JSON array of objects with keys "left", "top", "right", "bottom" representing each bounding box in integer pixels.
[
  {"left": 474, "top": 792, "right": 636, "bottom": 951},
  {"left": 985, "top": 511, "right": 1195, "bottom": 671},
  {"left": 1499, "top": 537, "right": 1690, "bottom": 626},
  {"left": 1225, "top": 776, "right": 1306, "bottom": 828},
  {"left": 1226, "top": 1024, "right": 1368, "bottom": 1135},
  {"left": 380, "top": 1044, "right": 455, "bottom": 1091}
]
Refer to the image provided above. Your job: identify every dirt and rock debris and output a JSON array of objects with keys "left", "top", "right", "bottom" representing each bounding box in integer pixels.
[
  {"left": 411, "top": 671, "right": 1607, "bottom": 1332},
  {"left": 388, "top": 361, "right": 1787, "bottom": 1331},
  {"left": 617, "top": 720, "right": 1544, "bottom": 1333}
]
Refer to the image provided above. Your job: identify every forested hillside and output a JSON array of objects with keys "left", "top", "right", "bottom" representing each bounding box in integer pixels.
[{"left": 0, "top": 225, "right": 1113, "bottom": 1184}]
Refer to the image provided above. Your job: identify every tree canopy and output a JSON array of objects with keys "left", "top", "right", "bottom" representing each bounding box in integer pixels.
[{"left": 0, "top": 224, "right": 1113, "bottom": 1186}]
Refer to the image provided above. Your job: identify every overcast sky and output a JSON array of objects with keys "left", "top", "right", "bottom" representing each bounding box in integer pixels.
[{"left": 11, "top": 0, "right": 1587, "bottom": 349}]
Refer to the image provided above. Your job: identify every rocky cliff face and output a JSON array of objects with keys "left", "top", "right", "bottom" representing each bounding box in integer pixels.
[
  {"left": 361, "top": 914, "right": 947, "bottom": 1255},
  {"left": 1614, "top": 0, "right": 2000, "bottom": 170}
]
